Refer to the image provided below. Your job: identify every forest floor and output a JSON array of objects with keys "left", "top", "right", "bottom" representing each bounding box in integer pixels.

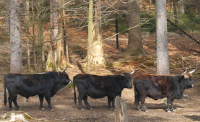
[{"left": 0, "top": 33, "right": 200, "bottom": 122}]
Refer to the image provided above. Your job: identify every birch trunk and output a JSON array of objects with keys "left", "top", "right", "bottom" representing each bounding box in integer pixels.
[
  {"left": 9, "top": 0, "right": 22, "bottom": 73},
  {"left": 156, "top": 0, "right": 170, "bottom": 75}
]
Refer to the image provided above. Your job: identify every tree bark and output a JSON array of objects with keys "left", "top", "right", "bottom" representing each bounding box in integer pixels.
[
  {"left": 156, "top": 0, "right": 170, "bottom": 75},
  {"left": 124, "top": 0, "right": 145, "bottom": 56},
  {"left": 172, "top": 0, "right": 178, "bottom": 26},
  {"left": 178, "top": 0, "right": 185, "bottom": 14},
  {"left": 9, "top": 0, "right": 22, "bottom": 73},
  {"left": 91, "top": 0, "right": 105, "bottom": 65},
  {"left": 86, "top": 0, "right": 93, "bottom": 73},
  {"left": 46, "top": 0, "right": 68, "bottom": 71}
]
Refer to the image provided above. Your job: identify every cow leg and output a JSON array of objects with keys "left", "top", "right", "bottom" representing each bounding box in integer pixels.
[
  {"left": 78, "top": 94, "right": 84, "bottom": 110},
  {"left": 107, "top": 96, "right": 115, "bottom": 109},
  {"left": 107, "top": 96, "right": 112, "bottom": 109},
  {"left": 12, "top": 95, "right": 20, "bottom": 110},
  {"left": 83, "top": 95, "right": 91, "bottom": 109},
  {"left": 134, "top": 93, "right": 140, "bottom": 110},
  {"left": 166, "top": 98, "right": 172, "bottom": 112},
  {"left": 111, "top": 99, "right": 115, "bottom": 109},
  {"left": 38, "top": 95, "right": 44, "bottom": 110},
  {"left": 141, "top": 99, "right": 147, "bottom": 112},
  {"left": 8, "top": 95, "right": 13, "bottom": 110},
  {"left": 45, "top": 95, "right": 53, "bottom": 110},
  {"left": 171, "top": 99, "right": 176, "bottom": 112}
]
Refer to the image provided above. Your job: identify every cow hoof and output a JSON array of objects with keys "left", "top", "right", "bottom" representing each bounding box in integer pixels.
[
  {"left": 49, "top": 108, "right": 53, "bottom": 111},
  {"left": 88, "top": 108, "right": 92, "bottom": 110},
  {"left": 166, "top": 110, "right": 171, "bottom": 112},
  {"left": 16, "top": 107, "right": 20, "bottom": 110},
  {"left": 172, "top": 109, "right": 176, "bottom": 112},
  {"left": 41, "top": 108, "right": 45, "bottom": 110},
  {"left": 109, "top": 108, "right": 114, "bottom": 110}
]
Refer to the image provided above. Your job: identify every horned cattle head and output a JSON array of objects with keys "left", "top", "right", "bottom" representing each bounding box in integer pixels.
[{"left": 181, "top": 69, "right": 196, "bottom": 79}]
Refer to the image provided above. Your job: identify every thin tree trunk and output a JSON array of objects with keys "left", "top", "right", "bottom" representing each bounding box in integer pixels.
[
  {"left": 173, "top": 0, "right": 178, "bottom": 26},
  {"left": 25, "top": 0, "right": 30, "bottom": 68},
  {"left": 9, "top": 0, "right": 22, "bottom": 73},
  {"left": 86, "top": 0, "right": 93, "bottom": 73},
  {"left": 156, "top": 0, "right": 170, "bottom": 75}
]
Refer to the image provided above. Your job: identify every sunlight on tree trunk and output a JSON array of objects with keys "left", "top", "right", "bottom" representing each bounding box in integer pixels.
[
  {"left": 87, "top": 0, "right": 105, "bottom": 73},
  {"left": 91, "top": 0, "right": 105, "bottom": 65}
]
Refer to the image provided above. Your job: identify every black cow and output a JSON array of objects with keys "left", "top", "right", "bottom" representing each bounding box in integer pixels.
[
  {"left": 133, "top": 69, "right": 196, "bottom": 112},
  {"left": 73, "top": 71, "right": 134, "bottom": 110},
  {"left": 4, "top": 69, "right": 71, "bottom": 110}
]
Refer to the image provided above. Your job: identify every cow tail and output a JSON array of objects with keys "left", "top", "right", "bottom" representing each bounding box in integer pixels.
[
  {"left": 73, "top": 77, "right": 77, "bottom": 104},
  {"left": 3, "top": 77, "right": 7, "bottom": 106}
]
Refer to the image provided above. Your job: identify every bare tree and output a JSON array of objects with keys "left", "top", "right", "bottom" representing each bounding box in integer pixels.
[
  {"left": 9, "top": 0, "right": 22, "bottom": 73},
  {"left": 156, "top": 0, "right": 170, "bottom": 75},
  {"left": 86, "top": 0, "right": 93, "bottom": 73},
  {"left": 46, "top": 0, "right": 71, "bottom": 71},
  {"left": 124, "top": 0, "right": 145, "bottom": 56},
  {"left": 87, "top": 0, "right": 105, "bottom": 73}
]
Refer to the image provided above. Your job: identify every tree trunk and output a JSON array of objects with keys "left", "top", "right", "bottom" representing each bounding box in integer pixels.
[
  {"left": 25, "top": 0, "right": 30, "bottom": 68},
  {"left": 4, "top": 0, "right": 10, "bottom": 33},
  {"left": 86, "top": 0, "right": 105, "bottom": 73},
  {"left": 86, "top": 0, "right": 93, "bottom": 73},
  {"left": 124, "top": 0, "right": 145, "bottom": 56},
  {"left": 178, "top": 0, "right": 185, "bottom": 14},
  {"left": 36, "top": 19, "right": 44, "bottom": 72},
  {"left": 172, "top": 0, "right": 178, "bottom": 26},
  {"left": 91, "top": 0, "right": 105, "bottom": 65},
  {"left": 46, "top": 0, "right": 71, "bottom": 71},
  {"left": 9, "top": 0, "right": 22, "bottom": 73},
  {"left": 156, "top": 0, "right": 170, "bottom": 75}
]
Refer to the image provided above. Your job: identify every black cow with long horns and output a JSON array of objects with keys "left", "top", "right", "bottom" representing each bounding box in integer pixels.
[
  {"left": 4, "top": 68, "right": 71, "bottom": 110},
  {"left": 73, "top": 70, "right": 135, "bottom": 110},
  {"left": 133, "top": 69, "right": 196, "bottom": 112}
]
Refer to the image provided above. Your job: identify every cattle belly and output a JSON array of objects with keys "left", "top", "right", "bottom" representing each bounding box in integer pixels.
[
  {"left": 147, "top": 89, "right": 166, "bottom": 100},
  {"left": 87, "top": 88, "right": 107, "bottom": 98}
]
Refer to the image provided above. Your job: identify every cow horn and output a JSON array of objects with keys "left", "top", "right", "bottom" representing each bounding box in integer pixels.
[
  {"left": 189, "top": 69, "right": 196, "bottom": 74},
  {"left": 130, "top": 67, "right": 136, "bottom": 74},
  {"left": 130, "top": 70, "right": 135, "bottom": 74},
  {"left": 181, "top": 70, "right": 187, "bottom": 76},
  {"left": 62, "top": 67, "right": 68, "bottom": 72}
]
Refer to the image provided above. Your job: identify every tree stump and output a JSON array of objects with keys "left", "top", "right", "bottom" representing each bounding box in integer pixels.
[{"left": 115, "top": 96, "right": 128, "bottom": 122}]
